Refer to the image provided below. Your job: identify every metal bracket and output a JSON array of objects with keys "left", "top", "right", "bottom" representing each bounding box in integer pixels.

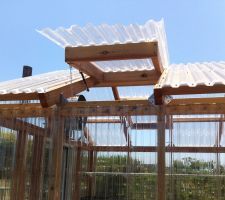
[{"left": 80, "top": 71, "right": 89, "bottom": 92}]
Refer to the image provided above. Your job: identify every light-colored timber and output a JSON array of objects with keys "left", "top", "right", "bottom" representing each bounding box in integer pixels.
[{"left": 65, "top": 41, "right": 158, "bottom": 62}]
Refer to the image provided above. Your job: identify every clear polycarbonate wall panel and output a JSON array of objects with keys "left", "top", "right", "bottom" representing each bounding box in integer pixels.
[
  {"left": 166, "top": 112, "right": 225, "bottom": 200},
  {"left": 38, "top": 19, "right": 169, "bottom": 70},
  {"left": 169, "top": 114, "right": 223, "bottom": 147},
  {"left": 80, "top": 152, "right": 157, "bottom": 200},
  {"left": 86, "top": 116, "right": 126, "bottom": 146},
  {"left": 166, "top": 153, "right": 225, "bottom": 200},
  {"left": 0, "top": 127, "right": 17, "bottom": 200}
]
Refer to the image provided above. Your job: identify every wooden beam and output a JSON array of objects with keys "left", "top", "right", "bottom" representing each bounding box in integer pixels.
[
  {"left": 0, "top": 117, "right": 45, "bottom": 136},
  {"left": 65, "top": 41, "right": 158, "bottom": 62},
  {"left": 81, "top": 146, "right": 157, "bottom": 152},
  {"left": 173, "top": 117, "right": 225, "bottom": 123},
  {"left": 155, "top": 85, "right": 225, "bottom": 98},
  {"left": 131, "top": 122, "right": 169, "bottom": 129},
  {"left": 0, "top": 93, "right": 39, "bottom": 101},
  {"left": 166, "top": 103, "right": 225, "bottom": 115},
  {"left": 39, "top": 77, "right": 97, "bottom": 107},
  {"left": 61, "top": 100, "right": 156, "bottom": 117},
  {"left": 166, "top": 146, "right": 225, "bottom": 153},
  {"left": 2, "top": 101, "right": 225, "bottom": 118},
  {"left": 169, "top": 97, "right": 225, "bottom": 105},
  {"left": 29, "top": 135, "right": 45, "bottom": 200},
  {"left": 48, "top": 111, "right": 65, "bottom": 200},
  {"left": 157, "top": 108, "right": 166, "bottom": 200},
  {"left": 10, "top": 131, "right": 28, "bottom": 200},
  {"left": 87, "top": 150, "right": 95, "bottom": 197},
  {"left": 99, "top": 70, "right": 159, "bottom": 87},
  {"left": 154, "top": 87, "right": 164, "bottom": 105},
  {"left": 70, "top": 62, "right": 104, "bottom": 81},
  {"left": 73, "top": 147, "right": 81, "bottom": 200},
  {"left": 112, "top": 87, "right": 120, "bottom": 100},
  {"left": 80, "top": 145, "right": 225, "bottom": 153},
  {"left": 151, "top": 52, "right": 163, "bottom": 74}
]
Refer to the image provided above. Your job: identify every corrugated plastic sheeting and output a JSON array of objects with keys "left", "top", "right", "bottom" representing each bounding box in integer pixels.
[
  {"left": 38, "top": 19, "right": 169, "bottom": 71},
  {"left": 94, "top": 59, "right": 154, "bottom": 72},
  {"left": 156, "top": 61, "right": 225, "bottom": 89},
  {"left": 170, "top": 114, "right": 225, "bottom": 147},
  {"left": 0, "top": 68, "right": 82, "bottom": 94},
  {"left": 118, "top": 86, "right": 153, "bottom": 99},
  {"left": 87, "top": 121, "right": 127, "bottom": 146},
  {"left": 172, "top": 94, "right": 225, "bottom": 99}
]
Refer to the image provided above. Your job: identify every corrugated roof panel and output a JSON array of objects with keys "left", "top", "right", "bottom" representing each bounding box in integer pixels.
[
  {"left": 38, "top": 19, "right": 169, "bottom": 71},
  {"left": 156, "top": 61, "right": 225, "bottom": 89},
  {"left": 0, "top": 69, "right": 84, "bottom": 95}
]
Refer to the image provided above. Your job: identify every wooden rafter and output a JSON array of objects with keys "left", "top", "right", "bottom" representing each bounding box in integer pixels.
[
  {"left": 69, "top": 62, "right": 104, "bottom": 81},
  {"left": 39, "top": 77, "right": 97, "bottom": 107},
  {"left": 100, "top": 70, "right": 159, "bottom": 86},
  {"left": 111, "top": 87, "right": 132, "bottom": 146},
  {"left": 0, "top": 69, "right": 159, "bottom": 107},
  {"left": 154, "top": 85, "right": 225, "bottom": 105}
]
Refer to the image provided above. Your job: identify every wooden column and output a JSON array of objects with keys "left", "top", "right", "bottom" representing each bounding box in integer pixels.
[
  {"left": 10, "top": 131, "right": 28, "bottom": 200},
  {"left": 157, "top": 106, "right": 166, "bottom": 200},
  {"left": 88, "top": 150, "right": 94, "bottom": 197},
  {"left": 48, "top": 110, "right": 65, "bottom": 200},
  {"left": 73, "top": 147, "right": 81, "bottom": 200},
  {"left": 29, "top": 135, "right": 45, "bottom": 200}
]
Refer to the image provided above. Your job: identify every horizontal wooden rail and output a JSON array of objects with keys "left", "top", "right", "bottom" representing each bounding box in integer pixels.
[
  {"left": 79, "top": 145, "right": 225, "bottom": 153},
  {"left": 1, "top": 100, "right": 225, "bottom": 117}
]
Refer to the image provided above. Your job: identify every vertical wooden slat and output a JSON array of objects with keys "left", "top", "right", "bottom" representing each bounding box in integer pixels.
[
  {"left": 73, "top": 147, "right": 81, "bottom": 200},
  {"left": 29, "top": 135, "right": 45, "bottom": 200},
  {"left": 10, "top": 131, "right": 28, "bottom": 200},
  {"left": 88, "top": 150, "right": 94, "bottom": 197},
  {"left": 48, "top": 110, "right": 64, "bottom": 200},
  {"left": 157, "top": 106, "right": 166, "bottom": 200}
]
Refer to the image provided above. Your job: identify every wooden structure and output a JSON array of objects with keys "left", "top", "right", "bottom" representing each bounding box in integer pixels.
[{"left": 0, "top": 36, "right": 225, "bottom": 200}]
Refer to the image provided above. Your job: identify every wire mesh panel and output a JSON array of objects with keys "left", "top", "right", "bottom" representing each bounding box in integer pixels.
[{"left": 166, "top": 113, "right": 225, "bottom": 200}]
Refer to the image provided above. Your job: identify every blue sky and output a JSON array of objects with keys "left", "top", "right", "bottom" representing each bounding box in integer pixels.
[{"left": 0, "top": 0, "right": 225, "bottom": 81}]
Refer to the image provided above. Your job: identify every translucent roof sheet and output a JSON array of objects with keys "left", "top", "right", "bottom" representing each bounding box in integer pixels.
[
  {"left": 38, "top": 19, "right": 169, "bottom": 71},
  {"left": 156, "top": 61, "right": 225, "bottom": 89},
  {"left": 0, "top": 68, "right": 82, "bottom": 95}
]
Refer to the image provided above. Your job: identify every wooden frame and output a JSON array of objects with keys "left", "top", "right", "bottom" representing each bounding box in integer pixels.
[
  {"left": 1, "top": 100, "right": 225, "bottom": 118},
  {"left": 79, "top": 146, "right": 225, "bottom": 153},
  {"left": 154, "top": 85, "right": 225, "bottom": 105},
  {"left": 65, "top": 41, "right": 158, "bottom": 62}
]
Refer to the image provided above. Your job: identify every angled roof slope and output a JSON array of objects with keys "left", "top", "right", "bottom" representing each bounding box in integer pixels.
[
  {"left": 154, "top": 61, "right": 225, "bottom": 104},
  {"left": 38, "top": 19, "right": 169, "bottom": 72}
]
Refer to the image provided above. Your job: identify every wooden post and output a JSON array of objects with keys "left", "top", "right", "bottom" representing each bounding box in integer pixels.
[
  {"left": 10, "top": 131, "right": 28, "bottom": 200},
  {"left": 48, "top": 110, "right": 65, "bottom": 200},
  {"left": 73, "top": 147, "right": 81, "bottom": 200},
  {"left": 157, "top": 106, "right": 166, "bottom": 200},
  {"left": 88, "top": 150, "right": 94, "bottom": 197},
  {"left": 29, "top": 135, "right": 45, "bottom": 200}
]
